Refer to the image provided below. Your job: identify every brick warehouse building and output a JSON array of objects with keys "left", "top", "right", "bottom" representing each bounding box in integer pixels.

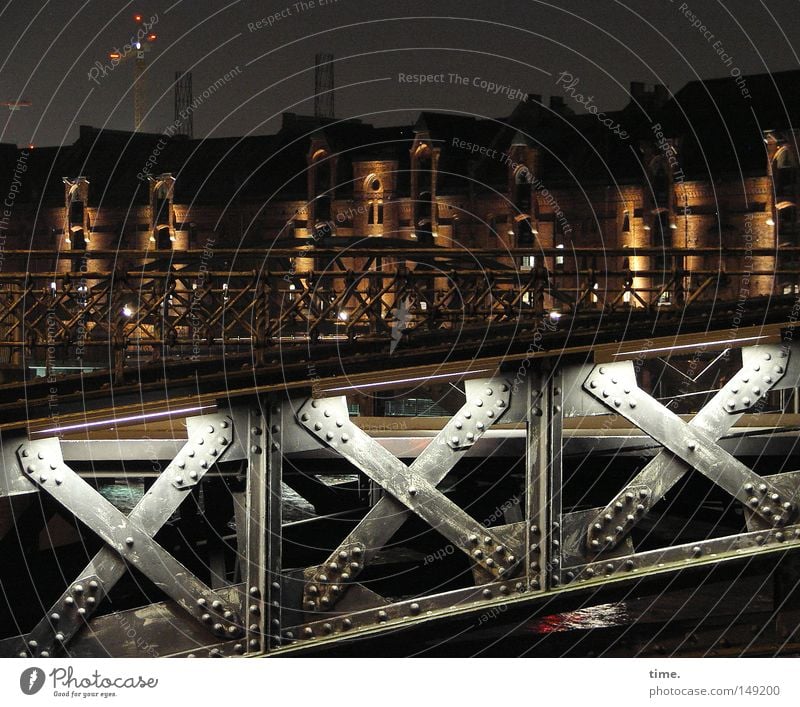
[{"left": 0, "top": 69, "right": 798, "bottom": 314}]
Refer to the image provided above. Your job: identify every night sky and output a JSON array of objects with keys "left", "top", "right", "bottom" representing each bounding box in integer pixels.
[{"left": 0, "top": 0, "right": 798, "bottom": 148}]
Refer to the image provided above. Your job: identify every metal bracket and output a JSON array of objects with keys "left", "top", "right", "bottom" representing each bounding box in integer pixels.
[
  {"left": 12, "top": 414, "right": 240, "bottom": 658},
  {"left": 582, "top": 357, "right": 795, "bottom": 553},
  {"left": 297, "top": 379, "right": 521, "bottom": 612}
]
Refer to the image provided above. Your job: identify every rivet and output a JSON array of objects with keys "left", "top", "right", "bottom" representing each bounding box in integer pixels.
[
  {"left": 759, "top": 484, "right": 768, "bottom": 493},
  {"left": 605, "top": 563, "right": 614, "bottom": 573},
  {"left": 322, "top": 623, "right": 333, "bottom": 634},
  {"left": 125, "top": 537, "right": 134, "bottom": 546},
  {"left": 50, "top": 612, "right": 60, "bottom": 622},
  {"left": 212, "top": 600, "right": 222, "bottom": 610},
  {"left": 482, "top": 589, "right": 492, "bottom": 598},
  {"left": 221, "top": 420, "right": 229, "bottom": 428},
  {"left": 342, "top": 618, "right": 353, "bottom": 629},
  {"left": 590, "top": 381, "right": 597, "bottom": 389},
  {"left": 336, "top": 419, "right": 344, "bottom": 428},
  {"left": 73, "top": 584, "right": 84, "bottom": 594},
  {"left": 475, "top": 399, "right": 483, "bottom": 407},
  {"left": 65, "top": 596, "right": 74, "bottom": 606},
  {"left": 753, "top": 387, "right": 761, "bottom": 396},
  {"left": 692, "top": 546, "right": 702, "bottom": 557},
  {"left": 189, "top": 470, "right": 198, "bottom": 480},
  {"left": 175, "top": 477, "right": 183, "bottom": 485},
  {"left": 40, "top": 651, "right": 49, "bottom": 658},
  {"left": 485, "top": 387, "right": 493, "bottom": 396},
  {"left": 629, "top": 400, "right": 637, "bottom": 408},
  {"left": 625, "top": 559, "right": 635, "bottom": 570},
  {"left": 744, "top": 483, "right": 754, "bottom": 492},
  {"left": 410, "top": 602, "right": 421, "bottom": 615},
  {"left": 408, "top": 487, "right": 417, "bottom": 496},
  {"left": 743, "top": 397, "right": 751, "bottom": 406},
  {"left": 770, "top": 493, "right": 780, "bottom": 502},
  {"left": 469, "top": 534, "right": 478, "bottom": 544},
  {"left": 55, "top": 633, "right": 65, "bottom": 642},
  {"left": 300, "top": 413, "right": 309, "bottom": 422},
  {"left": 341, "top": 434, "right": 349, "bottom": 443},
  {"left": 377, "top": 610, "right": 388, "bottom": 622},
  {"left": 77, "top": 607, "right": 86, "bottom": 616},
  {"left": 614, "top": 399, "right": 621, "bottom": 408},
  {"left": 207, "top": 425, "right": 215, "bottom": 434},
  {"left": 304, "top": 627, "right": 314, "bottom": 638}
]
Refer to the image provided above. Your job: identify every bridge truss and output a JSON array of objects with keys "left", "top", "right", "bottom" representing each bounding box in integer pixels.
[{"left": 2, "top": 328, "right": 800, "bottom": 657}]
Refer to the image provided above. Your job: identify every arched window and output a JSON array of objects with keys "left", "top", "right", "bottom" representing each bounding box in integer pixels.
[
  {"left": 311, "top": 150, "right": 332, "bottom": 225},
  {"left": 415, "top": 145, "right": 434, "bottom": 240},
  {"left": 774, "top": 149, "right": 797, "bottom": 195},
  {"left": 622, "top": 211, "right": 630, "bottom": 233},
  {"left": 651, "top": 159, "right": 670, "bottom": 206},
  {"left": 156, "top": 226, "right": 172, "bottom": 250},
  {"left": 70, "top": 228, "right": 87, "bottom": 250}
]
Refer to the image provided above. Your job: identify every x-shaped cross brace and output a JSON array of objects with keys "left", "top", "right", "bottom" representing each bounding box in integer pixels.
[
  {"left": 582, "top": 344, "right": 798, "bottom": 553},
  {"left": 297, "top": 379, "right": 523, "bottom": 611},
  {"left": 11, "top": 414, "right": 242, "bottom": 658}
]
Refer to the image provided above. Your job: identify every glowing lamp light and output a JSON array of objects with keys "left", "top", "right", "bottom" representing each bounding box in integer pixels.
[
  {"left": 121, "top": 304, "right": 133, "bottom": 318},
  {"left": 549, "top": 310, "right": 562, "bottom": 322},
  {"left": 147, "top": 33, "right": 157, "bottom": 41},
  {"left": 670, "top": 223, "right": 677, "bottom": 230},
  {"left": 643, "top": 225, "right": 651, "bottom": 231},
  {"left": 766, "top": 217, "right": 776, "bottom": 226},
  {"left": 109, "top": 52, "right": 121, "bottom": 60},
  {"left": 338, "top": 310, "right": 349, "bottom": 322},
  {"left": 133, "top": 13, "right": 143, "bottom": 22}
]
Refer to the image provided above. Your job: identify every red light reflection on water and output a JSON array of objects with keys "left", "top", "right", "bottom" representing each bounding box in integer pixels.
[{"left": 529, "top": 603, "right": 629, "bottom": 634}]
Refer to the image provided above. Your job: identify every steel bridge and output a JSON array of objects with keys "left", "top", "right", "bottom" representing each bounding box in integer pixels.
[{"left": 1, "top": 245, "right": 800, "bottom": 657}]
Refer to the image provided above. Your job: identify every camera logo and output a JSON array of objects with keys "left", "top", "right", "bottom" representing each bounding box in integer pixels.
[{"left": 20, "top": 667, "right": 45, "bottom": 696}]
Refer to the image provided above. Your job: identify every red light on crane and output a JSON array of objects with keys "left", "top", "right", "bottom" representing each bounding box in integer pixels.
[
  {"left": 146, "top": 33, "right": 157, "bottom": 41},
  {"left": 133, "top": 13, "right": 143, "bottom": 23},
  {"left": 109, "top": 52, "right": 122, "bottom": 60}
]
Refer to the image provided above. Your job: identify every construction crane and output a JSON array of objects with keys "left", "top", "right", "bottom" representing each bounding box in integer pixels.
[{"left": 107, "top": 13, "right": 157, "bottom": 131}]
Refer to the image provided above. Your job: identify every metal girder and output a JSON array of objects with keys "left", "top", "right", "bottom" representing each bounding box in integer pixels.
[
  {"left": 296, "top": 379, "right": 523, "bottom": 613},
  {"left": 579, "top": 344, "right": 799, "bottom": 555},
  {"left": 7, "top": 413, "right": 241, "bottom": 658}
]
